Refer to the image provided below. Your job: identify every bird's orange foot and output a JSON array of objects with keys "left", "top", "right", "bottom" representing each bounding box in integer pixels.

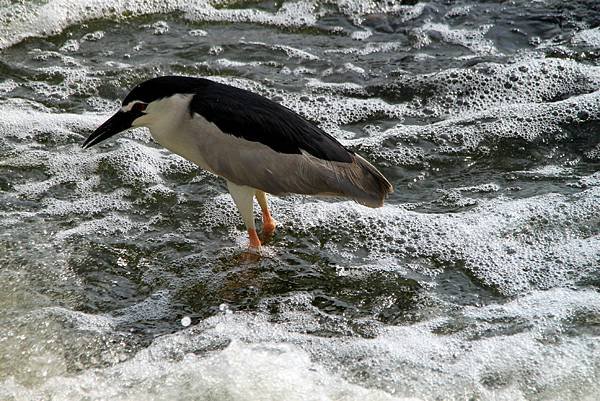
[
  {"left": 260, "top": 213, "right": 277, "bottom": 242},
  {"left": 239, "top": 228, "right": 262, "bottom": 262}
]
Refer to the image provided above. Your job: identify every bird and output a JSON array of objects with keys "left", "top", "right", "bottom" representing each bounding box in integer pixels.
[{"left": 82, "top": 76, "right": 393, "bottom": 253}]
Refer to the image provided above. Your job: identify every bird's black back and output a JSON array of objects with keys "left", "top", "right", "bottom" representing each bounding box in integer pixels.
[{"left": 125, "top": 76, "right": 353, "bottom": 163}]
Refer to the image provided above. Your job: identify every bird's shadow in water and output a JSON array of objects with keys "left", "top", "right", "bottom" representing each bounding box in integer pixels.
[{"left": 202, "top": 246, "right": 283, "bottom": 313}]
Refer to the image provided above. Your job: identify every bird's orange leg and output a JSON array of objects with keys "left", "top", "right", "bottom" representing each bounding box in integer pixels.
[
  {"left": 248, "top": 228, "right": 261, "bottom": 249},
  {"left": 261, "top": 208, "right": 277, "bottom": 236},
  {"left": 255, "top": 190, "right": 277, "bottom": 240},
  {"left": 238, "top": 228, "right": 261, "bottom": 262}
]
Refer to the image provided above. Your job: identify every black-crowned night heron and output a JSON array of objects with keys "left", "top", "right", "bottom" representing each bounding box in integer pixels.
[{"left": 83, "top": 76, "right": 393, "bottom": 252}]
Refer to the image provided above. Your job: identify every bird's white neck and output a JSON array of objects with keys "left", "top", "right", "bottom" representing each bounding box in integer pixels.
[
  {"left": 133, "top": 93, "right": 194, "bottom": 147},
  {"left": 134, "top": 93, "right": 218, "bottom": 173}
]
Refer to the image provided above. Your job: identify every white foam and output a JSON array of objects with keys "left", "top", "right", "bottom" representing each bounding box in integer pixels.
[
  {"left": 0, "top": 0, "right": 324, "bottom": 49},
  {"left": 351, "top": 29, "right": 373, "bottom": 41},
  {"left": 571, "top": 27, "right": 600, "bottom": 48},
  {"left": 81, "top": 30, "right": 105, "bottom": 41},
  {"left": 0, "top": 0, "right": 426, "bottom": 52},
  {"left": 421, "top": 22, "right": 497, "bottom": 55},
  {"left": 7, "top": 288, "right": 592, "bottom": 401},
  {"left": 273, "top": 44, "right": 319, "bottom": 61},
  {"left": 53, "top": 214, "right": 139, "bottom": 240},
  {"left": 325, "top": 41, "right": 404, "bottom": 56},
  {"left": 336, "top": 1, "right": 426, "bottom": 26},
  {"left": 0, "top": 80, "right": 18, "bottom": 94},
  {"left": 0, "top": 335, "right": 419, "bottom": 401},
  {"left": 188, "top": 29, "right": 207, "bottom": 37},
  {"left": 455, "top": 183, "right": 500, "bottom": 193},
  {"left": 265, "top": 186, "right": 600, "bottom": 296},
  {"left": 360, "top": 74, "right": 600, "bottom": 163},
  {"left": 569, "top": 171, "right": 600, "bottom": 188},
  {"left": 511, "top": 165, "right": 575, "bottom": 179}
]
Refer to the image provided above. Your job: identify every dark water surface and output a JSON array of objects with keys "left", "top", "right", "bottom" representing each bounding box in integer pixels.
[{"left": 1, "top": 1, "right": 600, "bottom": 400}]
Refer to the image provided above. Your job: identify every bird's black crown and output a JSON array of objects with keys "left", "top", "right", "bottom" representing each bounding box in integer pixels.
[{"left": 122, "top": 76, "right": 211, "bottom": 105}]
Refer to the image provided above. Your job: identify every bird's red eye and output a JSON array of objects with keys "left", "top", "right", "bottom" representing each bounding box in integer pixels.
[{"left": 132, "top": 102, "right": 147, "bottom": 112}]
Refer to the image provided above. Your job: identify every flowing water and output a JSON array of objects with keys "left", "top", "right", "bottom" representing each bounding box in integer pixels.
[{"left": 1, "top": 1, "right": 600, "bottom": 400}]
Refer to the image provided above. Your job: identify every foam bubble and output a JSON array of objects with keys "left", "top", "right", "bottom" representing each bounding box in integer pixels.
[
  {"left": 571, "top": 27, "right": 600, "bottom": 48},
  {"left": 379, "top": 58, "right": 600, "bottom": 116},
  {"left": 339, "top": 1, "right": 426, "bottom": 26},
  {"left": 81, "top": 30, "right": 105, "bottom": 42},
  {"left": 0, "top": 0, "right": 322, "bottom": 50},
  {"left": 0, "top": 330, "right": 419, "bottom": 401},
  {"left": 20, "top": 289, "right": 590, "bottom": 401},
  {"left": 270, "top": 187, "right": 600, "bottom": 297},
  {"left": 363, "top": 74, "right": 600, "bottom": 164},
  {"left": 350, "top": 29, "right": 373, "bottom": 41},
  {"left": 568, "top": 171, "right": 600, "bottom": 188},
  {"left": 325, "top": 41, "right": 404, "bottom": 56},
  {"left": 273, "top": 44, "right": 319, "bottom": 61},
  {"left": 188, "top": 29, "right": 207, "bottom": 37},
  {"left": 420, "top": 22, "right": 496, "bottom": 55},
  {"left": 53, "top": 214, "right": 139, "bottom": 241}
]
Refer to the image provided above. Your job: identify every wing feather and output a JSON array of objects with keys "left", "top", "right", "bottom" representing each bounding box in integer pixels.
[{"left": 189, "top": 80, "right": 353, "bottom": 163}]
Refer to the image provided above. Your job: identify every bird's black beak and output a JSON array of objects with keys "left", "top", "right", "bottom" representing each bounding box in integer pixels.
[{"left": 82, "top": 110, "right": 140, "bottom": 149}]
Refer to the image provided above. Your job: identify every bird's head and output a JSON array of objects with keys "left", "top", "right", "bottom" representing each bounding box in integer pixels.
[{"left": 82, "top": 76, "right": 200, "bottom": 149}]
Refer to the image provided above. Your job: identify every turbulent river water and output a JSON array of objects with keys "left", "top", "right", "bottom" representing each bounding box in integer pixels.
[{"left": 1, "top": 1, "right": 600, "bottom": 400}]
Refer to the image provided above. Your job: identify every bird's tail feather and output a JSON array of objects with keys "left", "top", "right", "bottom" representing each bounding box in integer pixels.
[
  {"left": 263, "top": 151, "right": 393, "bottom": 207},
  {"left": 352, "top": 154, "right": 393, "bottom": 207},
  {"left": 323, "top": 154, "right": 393, "bottom": 208}
]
